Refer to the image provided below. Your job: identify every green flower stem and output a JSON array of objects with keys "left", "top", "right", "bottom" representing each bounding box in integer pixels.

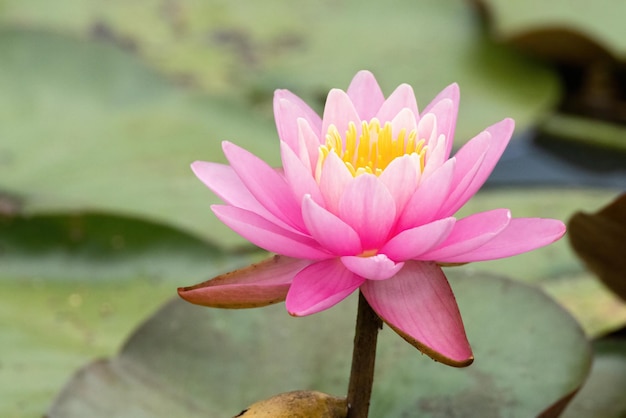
[{"left": 346, "top": 291, "right": 383, "bottom": 418}]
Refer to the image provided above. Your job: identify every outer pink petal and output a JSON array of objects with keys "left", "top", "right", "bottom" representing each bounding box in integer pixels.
[
  {"left": 280, "top": 141, "right": 323, "bottom": 205},
  {"left": 318, "top": 151, "right": 354, "bottom": 215},
  {"left": 438, "top": 118, "right": 514, "bottom": 217},
  {"left": 379, "top": 154, "right": 420, "bottom": 216},
  {"left": 362, "top": 261, "right": 473, "bottom": 367},
  {"left": 302, "top": 195, "right": 362, "bottom": 256},
  {"left": 346, "top": 70, "right": 385, "bottom": 121},
  {"left": 381, "top": 217, "right": 456, "bottom": 261},
  {"left": 340, "top": 254, "right": 404, "bottom": 281},
  {"left": 223, "top": 141, "right": 304, "bottom": 231},
  {"left": 420, "top": 209, "right": 511, "bottom": 261},
  {"left": 438, "top": 218, "right": 566, "bottom": 263},
  {"left": 422, "top": 83, "right": 460, "bottom": 158},
  {"left": 377, "top": 84, "right": 420, "bottom": 124},
  {"left": 178, "top": 255, "right": 309, "bottom": 308},
  {"left": 338, "top": 174, "right": 396, "bottom": 250},
  {"left": 286, "top": 259, "right": 365, "bottom": 316},
  {"left": 321, "top": 89, "right": 362, "bottom": 141},
  {"left": 396, "top": 158, "right": 456, "bottom": 231},
  {"left": 212, "top": 205, "right": 330, "bottom": 260},
  {"left": 191, "top": 161, "right": 292, "bottom": 230},
  {"left": 274, "top": 90, "right": 322, "bottom": 152}
]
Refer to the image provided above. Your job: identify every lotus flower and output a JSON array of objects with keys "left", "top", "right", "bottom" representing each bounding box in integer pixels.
[{"left": 179, "top": 71, "right": 565, "bottom": 367}]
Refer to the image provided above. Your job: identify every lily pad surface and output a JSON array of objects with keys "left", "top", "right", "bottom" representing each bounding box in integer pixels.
[{"left": 48, "top": 272, "right": 591, "bottom": 417}]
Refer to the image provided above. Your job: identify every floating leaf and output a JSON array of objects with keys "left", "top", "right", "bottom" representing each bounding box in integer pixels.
[
  {"left": 562, "top": 339, "right": 626, "bottom": 417},
  {"left": 569, "top": 193, "right": 626, "bottom": 301},
  {"left": 0, "top": 0, "right": 559, "bottom": 143},
  {"left": 0, "top": 212, "right": 258, "bottom": 417},
  {"left": 48, "top": 272, "right": 591, "bottom": 417}
]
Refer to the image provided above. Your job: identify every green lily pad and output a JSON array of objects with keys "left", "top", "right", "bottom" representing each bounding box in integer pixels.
[
  {"left": 562, "top": 339, "right": 626, "bottom": 417},
  {"left": 0, "top": 212, "right": 259, "bottom": 417},
  {"left": 48, "top": 271, "right": 591, "bottom": 417},
  {"left": 0, "top": 0, "right": 558, "bottom": 142},
  {"left": 0, "top": 29, "right": 280, "bottom": 247}
]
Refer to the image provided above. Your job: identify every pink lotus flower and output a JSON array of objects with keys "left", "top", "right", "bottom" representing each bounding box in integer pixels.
[{"left": 179, "top": 71, "right": 565, "bottom": 367}]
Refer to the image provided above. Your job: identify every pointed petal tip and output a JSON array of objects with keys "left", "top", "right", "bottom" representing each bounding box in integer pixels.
[{"left": 389, "top": 323, "right": 474, "bottom": 367}]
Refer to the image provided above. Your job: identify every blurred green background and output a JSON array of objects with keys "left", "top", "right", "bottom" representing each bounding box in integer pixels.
[{"left": 1, "top": 0, "right": 625, "bottom": 416}]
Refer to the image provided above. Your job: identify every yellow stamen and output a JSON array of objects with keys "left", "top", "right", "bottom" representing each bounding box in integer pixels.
[{"left": 316, "top": 118, "right": 426, "bottom": 179}]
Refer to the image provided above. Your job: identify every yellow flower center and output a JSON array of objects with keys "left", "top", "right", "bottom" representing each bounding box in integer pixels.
[{"left": 316, "top": 119, "right": 426, "bottom": 178}]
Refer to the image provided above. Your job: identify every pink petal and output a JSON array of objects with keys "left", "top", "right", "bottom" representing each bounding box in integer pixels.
[
  {"left": 321, "top": 89, "right": 362, "bottom": 142},
  {"left": 318, "top": 151, "right": 354, "bottom": 215},
  {"left": 421, "top": 134, "right": 448, "bottom": 179},
  {"left": 223, "top": 141, "right": 305, "bottom": 231},
  {"left": 212, "top": 205, "right": 330, "bottom": 260},
  {"left": 361, "top": 261, "right": 473, "bottom": 367},
  {"left": 379, "top": 155, "right": 420, "bottom": 216},
  {"left": 438, "top": 118, "right": 515, "bottom": 217},
  {"left": 286, "top": 259, "right": 364, "bottom": 316},
  {"left": 191, "top": 161, "right": 292, "bottom": 230},
  {"left": 341, "top": 254, "right": 404, "bottom": 280},
  {"left": 390, "top": 107, "right": 418, "bottom": 136},
  {"left": 302, "top": 195, "right": 363, "bottom": 256},
  {"left": 338, "top": 174, "right": 396, "bottom": 250},
  {"left": 377, "top": 84, "right": 419, "bottom": 124},
  {"left": 419, "top": 209, "right": 511, "bottom": 261},
  {"left": 297, "top": 118, "right": 323, "bottom": 174},
  {"left": 422, "top": 83, "right": 460, "bottom": 158},
  {"left": 274, "top": 90, "right": 322, "bottom": 152},
  {"left": 381, "top": 217, "right": 456, "bottom": 261},
  {"left": 280, "top": 141, "right": 323, "bottom": 205},
  {"left": 416, "top": 113, "right": 438, "bottom": 147},
  {"left": 346, "top": 70, "right": 385, "bottom": 121},
  {"left": 396, "top": 158, "right": 456, "bottom": 231},
  {"left": 438, "top": 218, "right": 566, "bottom": 263},
  {"left": 178, "top": 255, "right": 310, "bottom": 308}
]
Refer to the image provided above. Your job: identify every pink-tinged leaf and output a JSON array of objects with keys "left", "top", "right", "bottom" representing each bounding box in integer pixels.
[
  {"left": 379, "top": 155, "right": 420, "bottom": 216},
  {"left": 396, "top": 158, "right": 456, "bottom": 231},
  {"left": 346, "top": 70, "right": 385, "bottom": 121},
  {"left": 223, "top": 141, "right": 305, "bottom": 231},
  {"left": 274, "top": 90, "right": 322, "bottom": 152},
  {"left": 420, "top": 209, "right": 511, "bottom": 261},
  {"left": 178, "top": 255, "right": 309, "bottom": 308},
  {"left": 381, "top": 217, "right": 456, "bottom": 261},
  {"left": 422, "top": 83, "right": 460, "bottom": 158},
  {"left": 361, "top": 261, "right": 473, "bottom": 367},
  {"left": 440, "top": 217, "right": 566, "bottom": 263},
  {"left": 338, "top": 174, "right": 396, "bottom": 250},
  {"left": 340, "top": 254, "right": 404, "bottom": 280},
  {"left": 377, "top": 83, "right": 420, "bottom": 124},
  {"left": 302, "top": 195, "right": 362, "bottom": 256},
  {"left": 286, "top": 259, "right": 364, "bottom": 316},
  {"left": 318, "top": 151, "right": 354, "bottom": 215},
  {"left": 321, "top": 89, "right": 362, "bottom": 141},
  {"left": 212, "top": 205, "right": 330, "bottom": 260},
  {"left": 439, "top": 118, "right": 515, "bottom": 216},
  {"left": 280, "top": 141, "right": 323, "bottom": 205},
  {"left": 191, "top": 161, "right": 292, "bottom": 230}
]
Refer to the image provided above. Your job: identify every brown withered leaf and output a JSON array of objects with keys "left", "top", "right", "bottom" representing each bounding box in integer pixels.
[{"left": 569, "top": 193, "right": 626, "bottom": 301}]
